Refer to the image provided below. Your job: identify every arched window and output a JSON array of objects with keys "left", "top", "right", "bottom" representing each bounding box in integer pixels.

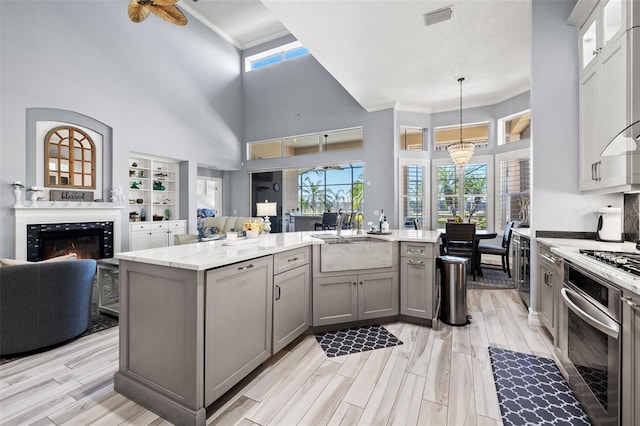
[{"left": 45, "top": 126, "right": 96, "bottom": 189}]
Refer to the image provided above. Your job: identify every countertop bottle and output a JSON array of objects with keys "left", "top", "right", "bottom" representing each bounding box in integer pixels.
[
  {"left": 140, "top": 207, "right": 146, "bottom": 221},
  {"left": 379, "top": 209, "right": 384, "bottom": 232},
  {"left": 382, "top": 215, "right": 389, "bottom": 232}
]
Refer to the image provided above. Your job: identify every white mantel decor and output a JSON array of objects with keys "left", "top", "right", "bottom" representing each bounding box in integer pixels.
[{"left": 14, "top": 203, "right": 123, "bottom": 261}]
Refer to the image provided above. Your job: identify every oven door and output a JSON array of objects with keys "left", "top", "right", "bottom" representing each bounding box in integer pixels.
[{"left": 561, "top": 285, "right": 620, "bottom": 426}]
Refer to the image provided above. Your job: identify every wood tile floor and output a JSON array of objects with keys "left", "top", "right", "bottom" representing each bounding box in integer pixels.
[{"left": 0, "top": 289, "right": 555, "bottom": 425}]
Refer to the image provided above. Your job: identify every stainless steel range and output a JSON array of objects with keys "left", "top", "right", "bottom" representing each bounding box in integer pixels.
[
  {"left": 563, "top": 256, "right": 622, "bottom": 426},
  {"left": 580, "top": 249, "right": 640, "bottom": 276}
]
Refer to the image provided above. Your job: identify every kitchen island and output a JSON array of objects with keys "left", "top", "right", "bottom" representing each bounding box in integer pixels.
[{"left": 114, "top": 230, "right": 441, "bottom": 425}]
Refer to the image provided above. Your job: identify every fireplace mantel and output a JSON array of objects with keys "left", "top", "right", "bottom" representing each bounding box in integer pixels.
[{"left": 14, "top": 204, "right": 123, "bottom": 260}]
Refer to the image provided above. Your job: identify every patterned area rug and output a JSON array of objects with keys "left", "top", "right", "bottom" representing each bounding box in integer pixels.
[
  {"left": 467, "top": 266, "right": 516, "bottom": 290},
  {"left": 315, "top": 325, "right": 403, "bottom": 358},
  {"left": 488, "top": 347, "right": 591, "bottom": 425},
  {"left": 0, "top": 307, "right": 118, "bottom": 365}
]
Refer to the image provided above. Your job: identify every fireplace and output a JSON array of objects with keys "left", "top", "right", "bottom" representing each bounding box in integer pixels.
[
  {"left": 14, "top": 205, "right": 122, "bottom": 261},
  {"left": 26, "top": 222, "right": 114, "bottom": 261}
]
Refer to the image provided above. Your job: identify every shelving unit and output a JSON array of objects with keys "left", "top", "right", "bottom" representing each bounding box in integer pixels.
[{"left": 128, "top": 154, "right": 179, "bottom": 222}]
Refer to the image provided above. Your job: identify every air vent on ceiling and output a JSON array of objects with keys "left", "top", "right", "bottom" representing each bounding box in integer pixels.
[{"left": 423, "top": 5, "right": 453, "bottom": 26}]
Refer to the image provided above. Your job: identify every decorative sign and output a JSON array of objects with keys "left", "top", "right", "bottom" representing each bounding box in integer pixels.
[{"left": 49, "top": 190, "right": 94, "bottom": 202}]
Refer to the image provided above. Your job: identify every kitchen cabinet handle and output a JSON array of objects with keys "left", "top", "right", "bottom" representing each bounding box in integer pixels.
[
  {"left": 359, "top": 281, "right": 363, "bottom": 285},
  {"left": 353, "top": 282, "right": 357, "bottom": 286},
  {"left": 408, "top": 248, "right": 424, "bottom": 253},
  {"left": 408, "top": 259, "right": 424, "bottom": 264},
  {"left": 622, "top": 296, "right": 640, "bottom": 308},
  {"left": 275, "top": 285, "right": 281, "bottom": 301},
  {"left": 238, "top": 264, "right": 254, "bottom": 271},
  {"left": 596, "top": 161, "right": 602, "bottom": 182},
  {"left": 287, "top": 257, "right": 298, "bottom": 263},
  {"left": 591, "top": 163, "right": 596, "bottom": 181}
]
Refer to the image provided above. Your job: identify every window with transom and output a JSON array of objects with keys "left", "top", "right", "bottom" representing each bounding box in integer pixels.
[{"left": 45, "top": 126, "right": 96, "bottom": 189}]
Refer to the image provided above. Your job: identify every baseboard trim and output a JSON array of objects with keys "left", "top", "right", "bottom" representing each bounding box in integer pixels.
[{"left": 527, "top": 309, "right": 543, "bottom": 326}]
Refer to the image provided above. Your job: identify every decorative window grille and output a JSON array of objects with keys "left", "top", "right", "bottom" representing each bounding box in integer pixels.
[{"left": 45, "top": 126, "right": 96, "bottom": 189}]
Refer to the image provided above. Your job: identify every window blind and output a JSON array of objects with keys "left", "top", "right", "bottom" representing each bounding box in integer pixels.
[{"left": 499, "top": 158, "right": 530, "bottom": 226}]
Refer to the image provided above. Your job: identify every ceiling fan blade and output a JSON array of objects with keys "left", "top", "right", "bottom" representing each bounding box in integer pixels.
[
  {"left": 153, "top": 0, "right": 179, "bottom": 5},
  {"left": 148, "top": 4, "right": 187, "bottom": 26},
  {"left": 128, "top": 1, "right": 150, "bottom": 23}
]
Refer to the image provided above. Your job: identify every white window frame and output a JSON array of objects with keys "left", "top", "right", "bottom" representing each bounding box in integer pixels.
[
  {"left": 494, "top": 148, "right": 530, "bottom": 234},
  {"left": 398, "top": 158, "right": 430, "bottom": 229},
  {"left": 431, "top": 155, "right": 494, "bottom": 230},
  {"left": 433, "top": 121, "right": 491, "bottom": 151},
  {"left": 497, "top": 109, "right": 530, "bottom": 145},
  {"left": 245, "top": 41, "right": 308, "bottom": 72}
]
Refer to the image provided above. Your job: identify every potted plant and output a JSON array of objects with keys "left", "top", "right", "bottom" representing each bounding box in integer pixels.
[{"left": 27, "top": 186, "right": 42, "bottom": 206}]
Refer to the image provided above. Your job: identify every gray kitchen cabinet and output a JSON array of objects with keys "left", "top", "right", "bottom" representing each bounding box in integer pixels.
[
  {"left": 622, "top": 290, "right": 640, "bottom": 426},
  {"left": 313, "top": 271, "right": 398, "bottom": 326},
  {"left": 204, "top": 256, "right": 273, "bottom": 406},
  {"left": 272, "top": 248, "right": 310, "bottom": 353},
  {"left": 537, "top": 243, "right": 562, "bottom": 341},
  {"left": 311, "top": 242, "right": 399, "bottom": 326},
  {"left": 400, "top": 242, "right": 438, "bottom": 320}
]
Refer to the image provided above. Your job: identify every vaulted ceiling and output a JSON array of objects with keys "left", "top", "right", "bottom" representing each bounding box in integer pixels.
[{"left": 183, "top": 0, "right": 531, "bottom": 113}]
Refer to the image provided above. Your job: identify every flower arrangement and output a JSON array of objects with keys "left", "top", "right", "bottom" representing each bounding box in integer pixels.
[
  {"left": 10, "top": 181, "right": 24, "bottom": 188},
  {"left": 243, "top": 220, "right": 264, "bottom": 233},
  {"left": 27, "top": 186, "right": 42, "bottom": 193}
]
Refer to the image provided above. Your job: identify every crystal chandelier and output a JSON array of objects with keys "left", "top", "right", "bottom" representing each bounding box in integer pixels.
[{"left": 447, "top": 77, "right": 474, "bottom": 169}]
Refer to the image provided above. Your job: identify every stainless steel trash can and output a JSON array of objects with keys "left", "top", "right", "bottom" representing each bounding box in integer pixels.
[{"left": 438, "top": 255, "right": 469, "bottom": 326}]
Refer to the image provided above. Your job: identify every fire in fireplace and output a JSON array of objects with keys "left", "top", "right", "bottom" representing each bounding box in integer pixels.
[{"left": 26, "top": 222, "right": 114, "bottom": 261}]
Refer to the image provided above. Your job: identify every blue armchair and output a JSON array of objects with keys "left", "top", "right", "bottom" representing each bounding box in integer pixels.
[{"left": 0, "top": 259, "right": 97, "bottom": 355}]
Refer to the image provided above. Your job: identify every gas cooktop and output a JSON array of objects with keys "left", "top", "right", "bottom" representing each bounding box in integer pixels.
[{"left": 580, "top": 249, "right": 640, "bottom": 276}]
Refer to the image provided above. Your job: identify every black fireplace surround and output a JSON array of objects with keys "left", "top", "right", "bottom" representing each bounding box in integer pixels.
[{"left": 26, "top": 221, "right": 114, "bottom": 261}]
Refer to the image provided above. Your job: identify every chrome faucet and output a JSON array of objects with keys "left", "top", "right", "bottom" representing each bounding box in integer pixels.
[
  {"left": 355, "top": 212, "right": 364, "bottom": 234},
  {"left": 336, "top": 212, "right": 348, "bottom": 236}
]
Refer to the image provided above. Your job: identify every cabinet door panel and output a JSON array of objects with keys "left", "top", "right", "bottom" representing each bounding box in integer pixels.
[
  {"left": 579, "top": 67, "right": 600, "bottom": 191},
  {"left": 358, "top": 271, "right": 398, "bottom": 320},
  {"left": 130, "top": 231, "right": 152, "bottom": 251},
  {"left": 205, "top": 256, "right": 273, "bottom": 405},
  {"left": 313, "top": 275, "right": 358, "bottom": 326},
  {"left": 273, "top": 265, "right": 310, "bottom": 353},
  {"left": 400, "top": 257, "right": 433, "bottom": 319},
  {"left": 151, "top": 229, "right": 169, "bottom": 248},
  {"left": 599, "top": 35, "right": 628, "bottom": 187},
  {"left": 538, "top": 260, "right": 554, "bottom": 335}
]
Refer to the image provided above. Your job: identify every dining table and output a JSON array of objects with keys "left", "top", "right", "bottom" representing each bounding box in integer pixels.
[{"left": 439, "top": 228, "right": 498, "bottom": 277}]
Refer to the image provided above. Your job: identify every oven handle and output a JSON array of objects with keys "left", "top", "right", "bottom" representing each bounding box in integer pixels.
[{"left": 561, "top": 287, "right": 619, "bottom": 339}]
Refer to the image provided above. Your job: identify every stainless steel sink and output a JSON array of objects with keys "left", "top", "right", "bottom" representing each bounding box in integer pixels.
[{"left": 316, "top": 235, "right": 392, "bottom": 272}]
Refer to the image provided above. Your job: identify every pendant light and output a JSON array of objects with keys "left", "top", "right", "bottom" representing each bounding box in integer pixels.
[{"left": 447, "top": 77, "right": 475, "bottom": 170}]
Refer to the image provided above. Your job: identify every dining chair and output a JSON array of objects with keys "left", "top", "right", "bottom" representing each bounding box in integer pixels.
[
  {"left": 314, "top": 212, "right": 338, "bottom": 230},
  {"left": 478, "top": 220, "right": 514, "bottom": 277},
  {"left": 444, "top": 222, "right": 477, "bottom": 280}
]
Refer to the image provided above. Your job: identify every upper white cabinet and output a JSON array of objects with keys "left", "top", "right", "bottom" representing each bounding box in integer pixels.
[{"left": 570, "top": 0, "right": 638, "bottom": 193}]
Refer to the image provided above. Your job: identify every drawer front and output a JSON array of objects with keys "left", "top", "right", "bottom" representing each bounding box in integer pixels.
[
  {"left": 401, "top": 242, "right": 433, "bottom": 258},
  {"left": 274, "top": 247, "right": 310, "bottom": 275},
  {"left": 130, "top": 223, "right": 152, "bottom": 232},
  {"left": 153, "top": 223, "right": 168, "bottom": 230},
  {"left": 169, "top": 221, "right": 184, "bottom": 229}
]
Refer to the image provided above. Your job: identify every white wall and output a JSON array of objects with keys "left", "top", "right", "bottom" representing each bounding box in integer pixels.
[{"left": 0, "top": 1, "right": 243, "bottom": 256}]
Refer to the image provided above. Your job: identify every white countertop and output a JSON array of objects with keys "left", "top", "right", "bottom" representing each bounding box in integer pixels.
[
  {"left": 512, "top": 228, "right": 531, "bottom": 238},
  {"left": 538, "top": 237, "right": 640, "bottom": 295},
  {"left": 115, "top": 229, "right": 442, "bottom": 271}
]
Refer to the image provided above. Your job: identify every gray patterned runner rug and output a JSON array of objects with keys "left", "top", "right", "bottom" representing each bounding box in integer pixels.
[
  {"left": 315, "top": 325, "right": 403, "bottom": 358},
  {"left": 488, "top": 347, "right": 591, "bottom": 425}
]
